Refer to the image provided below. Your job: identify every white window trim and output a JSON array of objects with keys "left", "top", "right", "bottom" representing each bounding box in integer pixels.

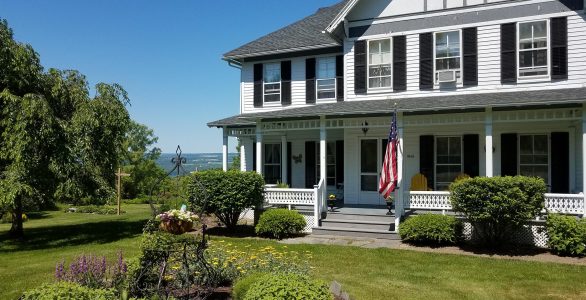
[
  {"left": 434, "top": 136, "right": 463, "bottom": 191},
  {"left": 367, "top": 38, "right": 393, "bottom": 91},
  {"left": 263, "top": 62, "right": 282, "bottom": 105},
  {"left": 516, "top": 19, "right": 551, "bottom": 81},
  {"left": 433, "top": 29, "right": 463, "bottom": 85},
  {"left": 316, "top": 56, "right": 337, "bottom": 101},
  {"left": 517, "top": 133, "right": 551, "bottom": 187}
]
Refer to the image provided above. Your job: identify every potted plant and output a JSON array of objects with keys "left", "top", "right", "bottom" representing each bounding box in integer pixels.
[
  {"left": 385, "top": 196, "right": 394, "bottom": 215},
  {"left": 156, "top": 209, "right": 199, "bottom": 234},
  {"left": 328, "top": 194, "right": 337, "bottom": 211}
]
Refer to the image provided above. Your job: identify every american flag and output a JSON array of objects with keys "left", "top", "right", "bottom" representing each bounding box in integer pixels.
[{"left": 379, "top": 111, "right": 398, "bottom": 199}]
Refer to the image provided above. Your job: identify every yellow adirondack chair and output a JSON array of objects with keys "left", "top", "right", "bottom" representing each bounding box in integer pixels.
[{"left": 410, "top": 173, "right": 430, "bottom": 191}]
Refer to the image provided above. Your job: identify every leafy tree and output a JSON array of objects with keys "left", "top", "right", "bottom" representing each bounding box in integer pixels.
[
  {"left": 0, "top": 20, "right": 131, "bottom": 238},
  {"left": 121, "top": 121, "right": 166, "bottom": 199}
]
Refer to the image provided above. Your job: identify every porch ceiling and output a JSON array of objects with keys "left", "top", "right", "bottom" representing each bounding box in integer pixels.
[{"left": 207, "top": 87, "right": 586, "bottom": 128}]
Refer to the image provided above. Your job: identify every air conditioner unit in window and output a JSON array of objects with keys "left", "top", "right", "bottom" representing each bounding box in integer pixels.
[{"left": 437, "top": 70, "right": 457, "bottom": 83}]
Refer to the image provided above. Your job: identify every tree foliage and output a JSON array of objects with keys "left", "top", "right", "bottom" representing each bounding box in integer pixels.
[{"left": 0, "top": 19, "right": 131, "bottom": 238}]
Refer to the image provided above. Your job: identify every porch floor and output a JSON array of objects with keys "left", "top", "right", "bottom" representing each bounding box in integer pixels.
[{"left": 329, "top": 204, "right": 390, "bottom": 216}]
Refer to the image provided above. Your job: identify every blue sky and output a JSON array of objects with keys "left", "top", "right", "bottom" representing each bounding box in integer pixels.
[{"left": 0, "top": 0, "right": 340, "bottom": 153}]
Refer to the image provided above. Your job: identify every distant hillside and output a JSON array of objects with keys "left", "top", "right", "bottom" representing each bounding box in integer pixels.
[{"left": 156, "top": 153, "right": 238, "bottom": 174}]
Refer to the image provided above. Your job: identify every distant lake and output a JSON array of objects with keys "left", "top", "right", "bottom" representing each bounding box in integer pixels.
[{"left": 157, "top": 153, "right": 238, "bottom": 175}]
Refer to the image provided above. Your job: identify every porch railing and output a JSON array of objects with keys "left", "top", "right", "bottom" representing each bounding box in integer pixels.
[
  {"left": 263, "top": 179, "right": 325, "bottom": 231},
  {"left": 405, "top": 191, "right": 586, "bottom": 217}
]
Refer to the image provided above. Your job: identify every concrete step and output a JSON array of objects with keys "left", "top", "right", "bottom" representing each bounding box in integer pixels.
[
  {"left": 325, "top": 213, "right": 394, "bottom": 222},
  {"left": 312, "top": 226, "right": 400, "bottom": 240},
  {"left": 321, "top": 219, "right": 394, "bottom": 231}
]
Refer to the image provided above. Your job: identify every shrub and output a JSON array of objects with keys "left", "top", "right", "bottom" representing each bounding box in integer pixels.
[
  {"left": 399, "top": 214, "right": 461, "bottom": 244},
  {"left": 188, "top": 170, "right": 264, "bottom": 229},
  {"left": 232, "top": 272, "right": 270, "bottom": 300},
  {"left": 54, "top": 252, "right": 128, "bottom": 292},
  {"left": 66, "top": 205, "right": 121, "bottom": 215},
  {"left": 450, "top": 176, "right": 546, "bottom": 246},
  {"left": 22, "top": 282, "right": 116, "bottom": 300},
  {"left": 546, "top": 214, "right": 586, "bottom": 256},
  {"left": 243, "top": 273, "right": 332, "bottom": 300},
  {"left": 255, "top": 209, "right": 306, "bottom": 239}
]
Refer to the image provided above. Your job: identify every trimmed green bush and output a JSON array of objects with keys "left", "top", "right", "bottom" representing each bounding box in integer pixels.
[
  {"left": 399, "top": 214, "right": 461, "bottom": 244},
  {"left": 22, "top": 282, "right": 116, "bottom": 300},
  {"left": 450, "top": 176, "right": 546, "bottom": 245},
  {"left": 188, "top": 170, "right": 264, "bottom": 229},
  {"left": 255, "top": 208, "right": 306, "bottom": 239},
  {"left": 546, "top": 214, "right": 586, "bottom": 256},
  {"left": 243, "top": 273, "right": 332, "bottom": 300},
  {"left": 232, "top": 272, "right": 270, "bottom": 300}
]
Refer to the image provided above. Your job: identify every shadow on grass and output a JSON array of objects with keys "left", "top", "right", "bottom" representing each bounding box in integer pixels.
[
  {"left": 0, "top": 219, "right": 147, "bottom": 253},
  {"left": 205, "top": 225, "right": 256, "bottom": 238},
  {"left": 457, "top": 243, "right": 549, "bottom": 257}
]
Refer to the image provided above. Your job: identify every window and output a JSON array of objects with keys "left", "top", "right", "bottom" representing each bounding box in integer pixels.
[
  {"left": 518, "top": 20, "right": 549, "bottom": 78},
  {"left": 519, "top": 134, "right": 549, "bottom": 184},
  {"left": 316, "top": 57, "right": 336, "bottom": 100},
  {"left": 264, "top": 144, "right": 281, "bottom": 184},
  {"left": 316, "top": 142, "right": 336, "bottom": 186},
  {"left": 263, "top": 63, "right": 281, "bottom": 102},
  {"left": 368, "top": 39, "right": 392, "bottom": 89},
  {"left": 435, "top": 31, "right": 461, "bottom": 83},
  {"left": 435, "top": 136, "right": 462, "bottom": 191}
]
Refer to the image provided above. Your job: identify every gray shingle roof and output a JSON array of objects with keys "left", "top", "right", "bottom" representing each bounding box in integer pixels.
[
  {"left": 208, "top": 88, "right": 586, "bottom": 127},
  {"left": 223, "top": 1, "right": 349, "bottom": 60}
]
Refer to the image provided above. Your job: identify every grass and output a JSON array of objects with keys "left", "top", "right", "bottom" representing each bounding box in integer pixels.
[
  {"left": 1, "top": 206, "right": 586, "bottom": 300},
  {"left": 0, "top": 204, "right": 152, "bottom": 299}
]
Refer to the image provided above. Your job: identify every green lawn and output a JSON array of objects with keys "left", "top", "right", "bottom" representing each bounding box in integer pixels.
[{"left": 1, "top": 205, "right": 586, "bottom": 300}]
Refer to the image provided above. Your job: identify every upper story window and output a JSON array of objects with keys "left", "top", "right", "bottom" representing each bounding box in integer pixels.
[
  {"left": 435, "top": 30, "right": 461, "bottom": 84},
  {"left": 317, "top": 57, "right": 336, "bottom": 100},
  {"left": 368, "top": 39, "right": 392, "bottom": 89},
  {"left": 263, "top": 63, "right": 281, "bottom": 102},
  {"left": 518, "top": 20, "right": 549, "bottom": 78}
]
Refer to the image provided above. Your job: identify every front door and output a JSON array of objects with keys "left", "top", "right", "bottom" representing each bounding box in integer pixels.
[{"left": 359, "top": 138, "right": 388, "bottom": 205}]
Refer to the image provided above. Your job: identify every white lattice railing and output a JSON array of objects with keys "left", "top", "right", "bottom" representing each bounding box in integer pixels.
[
  {"left": 406, "top": 191, "right": 452, "bottom": 210},
  {"left": 544, "top": 193, "right": 585, "bottom": 216},
  {"left": 406, "top": 191, "right": 586, "bottom": 217},
  {"left": 265, "top": 188, "right": 315, "bottom": 206}
]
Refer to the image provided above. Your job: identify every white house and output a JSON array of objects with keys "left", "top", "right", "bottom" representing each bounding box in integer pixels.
[{"left": 209, "top": 0, "right": 586, "bottom": 238}]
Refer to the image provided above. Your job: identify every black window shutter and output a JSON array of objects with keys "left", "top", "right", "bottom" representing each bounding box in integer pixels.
[
  {"left": 501, "top": 133, "right": 518, "bottom": 176},
  {"left": 393, "top": 35, "right": 407, "bottom": 92},
  {"left": 287, "top": 142, "right": 292, "bottom": 186},
  {"left": 336, "top": 55, "right": 344, "bottom": 101},
  {"left": 305, "top": 141, "right": 316, "bottom": 188},
  {"left": 463, "top": 134, "right": 480, "bottom": 177},
  {"left": 463, "top": 27, "right": 478, "bottom": 86},
  {"left": 551, "top": 17, "right": 568, "bottom": 80},
  {"left": 354, "top": 40, "right": 367, "bottom": 94},
  {"left": 336, "top": 140, "right": 344, "bottom": 186},
  {"left": 551, "top": 132, "right": 570, "bottom": 193},
  {"left": 281, "top": 61, "right": 291, "bottom": 105},
  {"left": 419, "top": 33, "right": 434, "bottom": 90},
  {"left": 253, "top": 63, "right": 263, "bottom": 107},
  {"left": 560, "top": 0, "right": 584, "bottom": 10},
  {"left": 306, "top": 58, "right": 316, "bottom": 104},
  {"left": 501, "top": 23, "right": 517, "bottom": 84},
  {"left": 419, "top": 135, "right": 435, "bottom": 190},
  {"left": 252, "top": 141, "right": 257, "bottom": 172}
]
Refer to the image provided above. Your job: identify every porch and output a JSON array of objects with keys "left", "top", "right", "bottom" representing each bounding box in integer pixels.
[{"left": 215, "top": 102, "right": 586, "bottom": 237}]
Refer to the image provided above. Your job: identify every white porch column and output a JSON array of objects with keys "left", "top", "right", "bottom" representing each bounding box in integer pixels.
[
  {"left": 281, "top": 135, "right": 288, "bottom": 184},
  {"left": 320, "top": 116, "right": 327, "bottom": 212},
  {"left": 485, "top": 107, "right": 494, "bottom": 177},
  {"left": 222, "top": 126, "right": 229, "bottom": 172},
  {"left": 239, "top": 138, "right": 247, "bottom": 172},
  {"left": 256, "top": 122, "right": 263, "bottom": 175},
  {"left": 395, "top": 112, "right": 405, "bottom": 231},
  {"left": 582, "top": 103, "right": 586, "bottom": 217}
]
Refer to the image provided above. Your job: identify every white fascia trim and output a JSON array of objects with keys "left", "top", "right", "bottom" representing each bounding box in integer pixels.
[
  {"left": 326, "top": 0, "right": 361, "bottom": 33},
  {"left": 224, "top": 43, "right": 341, "bottom": 61}
]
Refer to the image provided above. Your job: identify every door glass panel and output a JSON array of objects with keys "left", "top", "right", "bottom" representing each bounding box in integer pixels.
[
  {"left": 361, "top": 175, "right": 378, "bottom": 192},
  {"left": 361, "top": 139, "right": 377, "bottom": 173}
]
